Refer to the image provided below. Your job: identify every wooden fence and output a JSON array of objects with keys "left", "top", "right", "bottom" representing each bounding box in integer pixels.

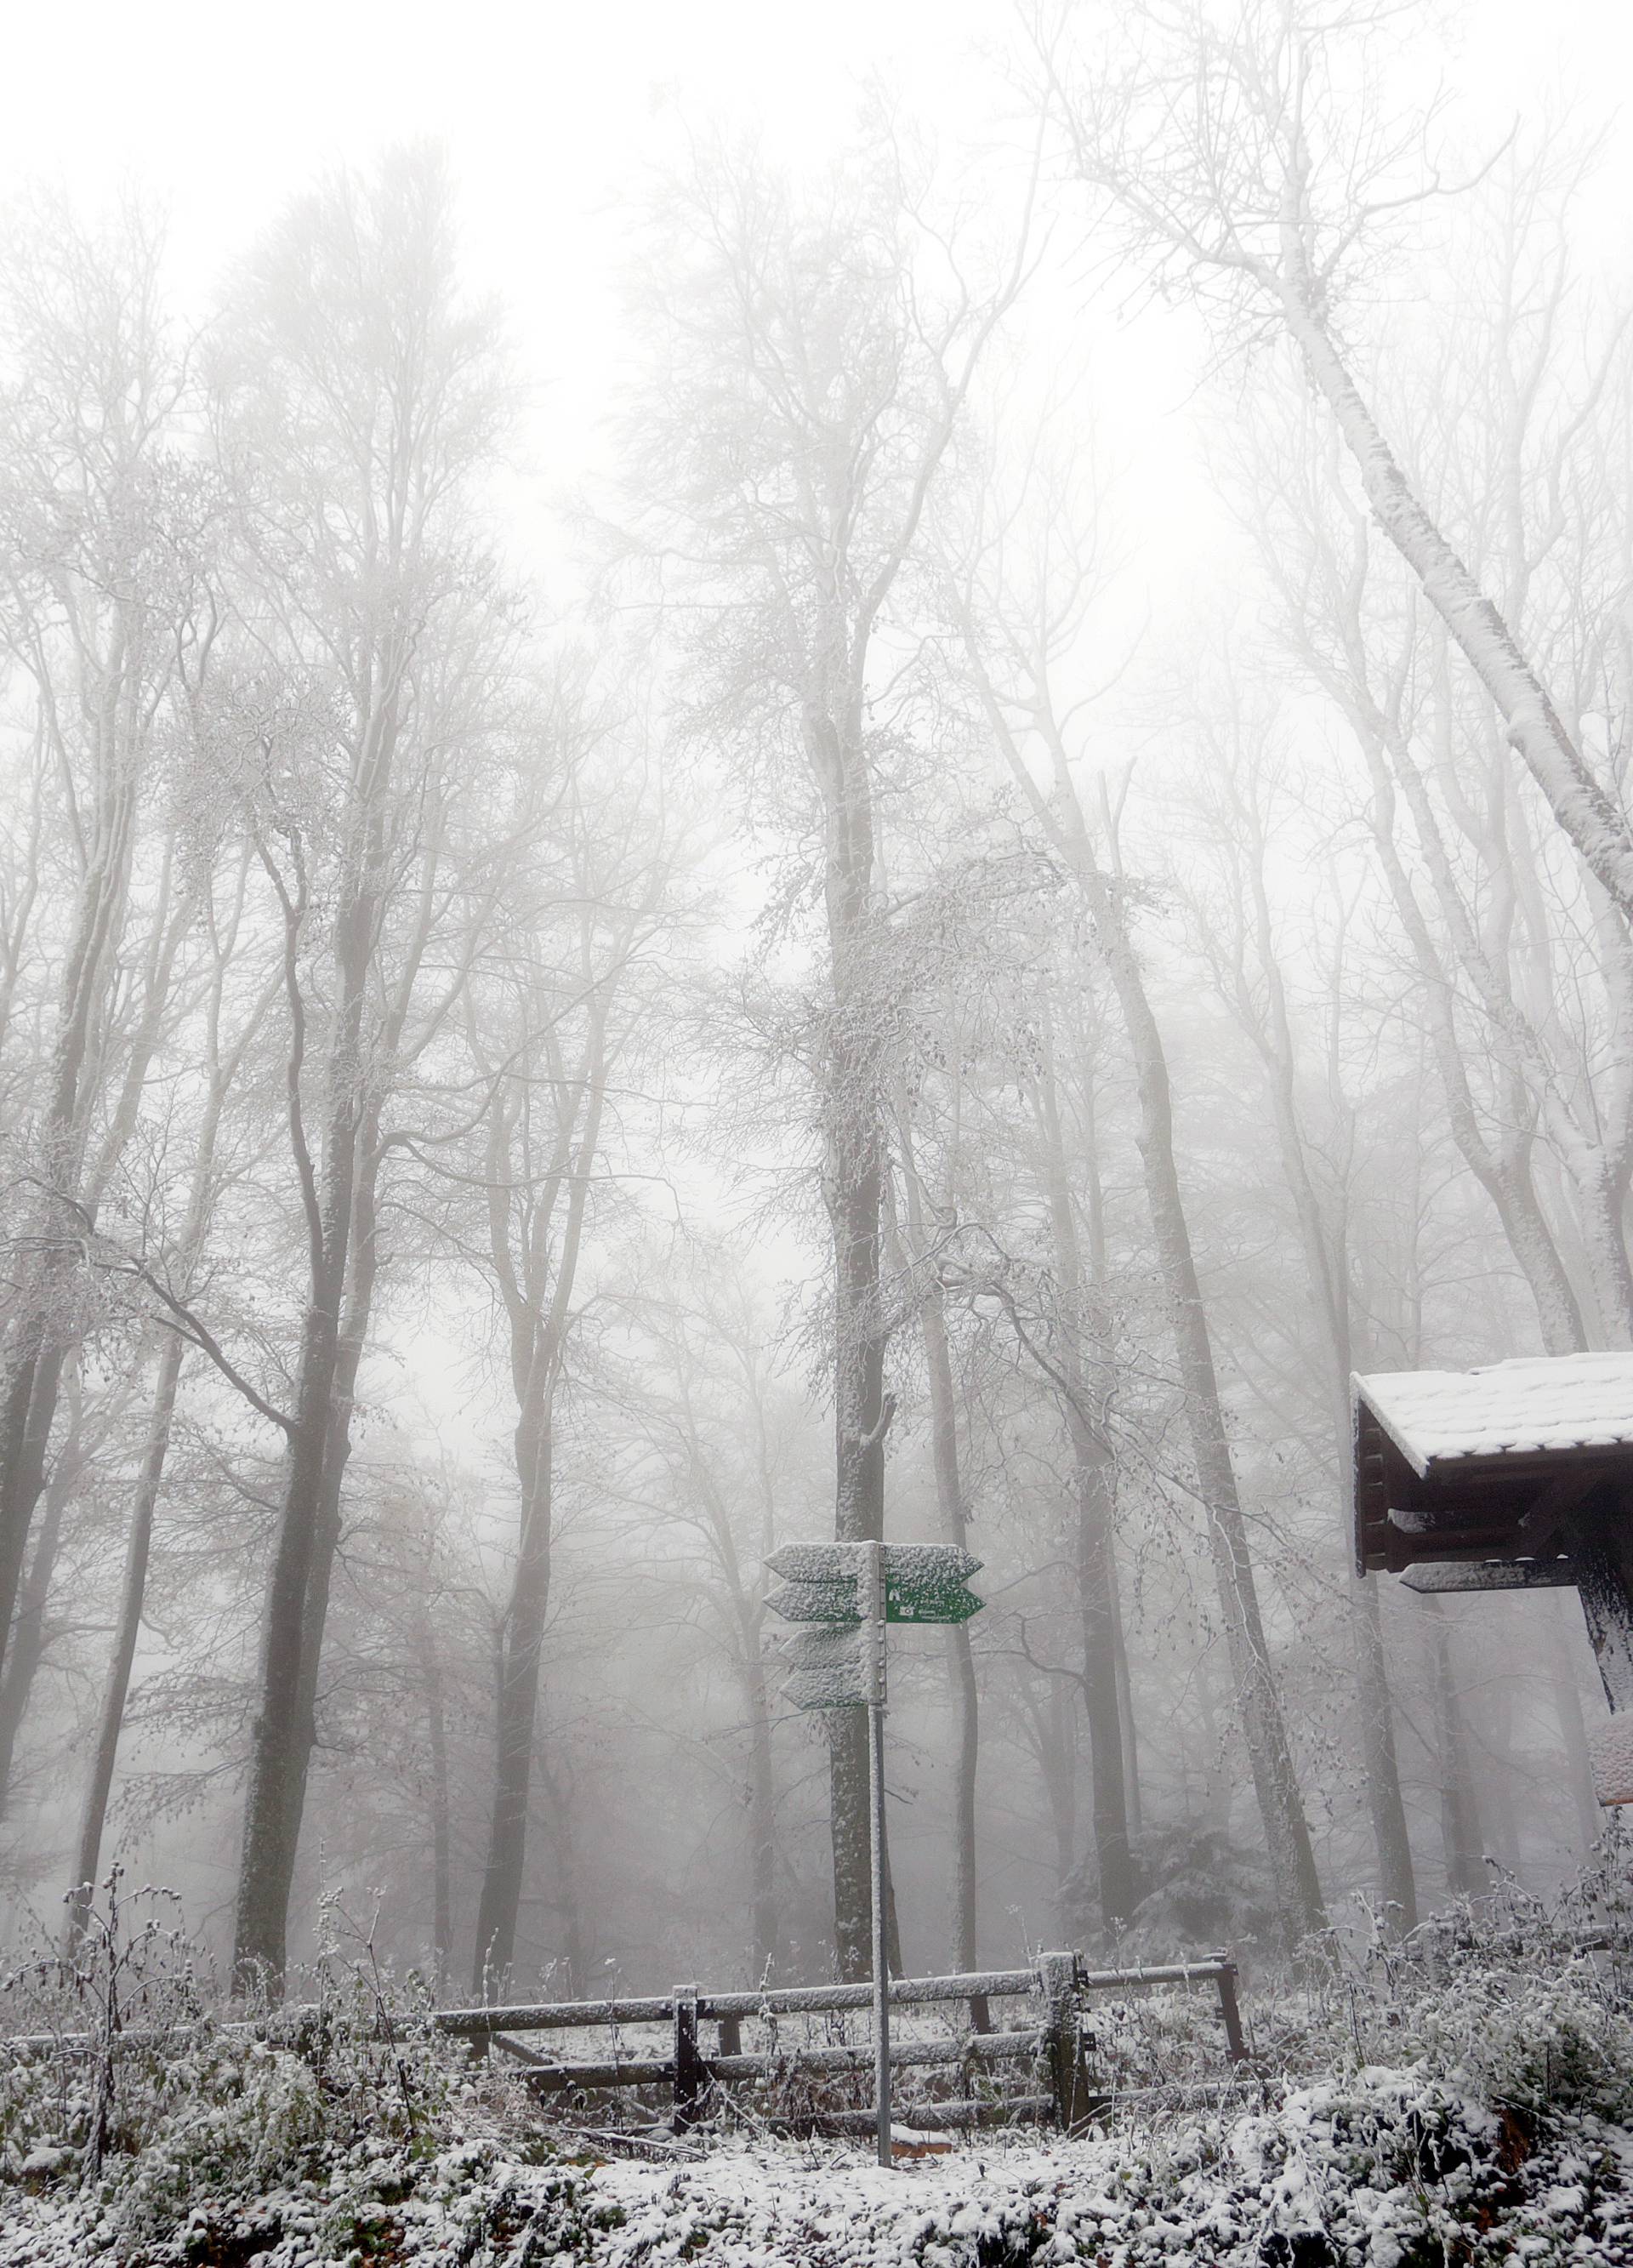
[
  {"left": 3, "top": 1949, "right": 1246, "bottom": 2138},
  {"left": 432, "top": 1950, "right": 1247, "bottom": 2134}
]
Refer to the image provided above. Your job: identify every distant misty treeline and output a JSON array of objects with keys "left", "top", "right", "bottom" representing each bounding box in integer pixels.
[{"left": 0, "top": 3, "right": 1627, "bottom": 1995}]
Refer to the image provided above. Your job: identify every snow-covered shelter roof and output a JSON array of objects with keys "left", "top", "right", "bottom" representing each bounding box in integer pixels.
[
  {"left": 1356, "top": 1353, "right": 1633, "bottom": 1476},
  {"left": 1351, "top": 1353, "right": 1633, "bottom": 1577}
]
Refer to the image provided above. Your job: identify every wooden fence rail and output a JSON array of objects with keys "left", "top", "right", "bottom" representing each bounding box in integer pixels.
[
  {"left": 2, "top": 1949, "right": 1246, "bottom": 2137},
  {"left": 441, "top": 1949, "right": 1246, "bottom": 2133}
]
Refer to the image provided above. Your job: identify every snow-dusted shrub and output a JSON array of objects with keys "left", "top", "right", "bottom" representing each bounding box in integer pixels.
[
  {"left": 0, "top": 1883, "right": 550, "bottom": 2254},
  {"left": 1393, "top": 1961, "right": 1633, "bottom": 2125}
]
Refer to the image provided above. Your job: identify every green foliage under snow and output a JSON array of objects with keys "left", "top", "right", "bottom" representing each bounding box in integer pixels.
[{"left": 7, "top": 1871, "right": 1633, "bottom": 2261}]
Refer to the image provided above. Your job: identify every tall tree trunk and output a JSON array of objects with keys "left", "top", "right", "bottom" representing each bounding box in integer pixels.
[
  {"left": 472, "top": 1388, "right": 555, "bottom": 1988},
  {"left": 0, "top": 1347, "right": 67, "bottom": 1702},
  {"left": 1036, "top": 1678, "right": 1078, "bottom": 1929},
  {"left": 235, "top": 750, "right": 384, "bottom": 1986},
  {"left": 70, "top": 875, "right": 265, "bottom": 1942},
  {"left": 1067, "top": 1426, "right": 1135, "bottom": 1931},
  {"left": 917, "top": 1252, "right": 981, "bottom": 1971},
  {"left": 471, "top": 1003, "right": 609, "bottom": 1992},
  {"left": 1346, "top": 1576, "right": 1417, "bottom": 1926},
  {"left": 280, "top": 1154, "right": 383, "bottom": 1932},
  {"left": 1482, "top": 1680, "right": 1522, "bottom": 1875},
  {"left": 822, "top": 909, "right": 893, "bottom": 1980},
  {"left": 1545, "top": 1596, "right": 1602, "bottom": 1854},
  {"left": 959, "top": 613, "right": 1327, "bottom": 1946},
  {"left": 1112, "top": 1563, "right": 1143, "bottom": 1841},
  {"left": 1425, "top": 1599, "right": 1484, "bottom": 1899},
  {"left": 536, "top": 1749, "right": 589, "bottom": 1989},
  {"left": 1223, "top": 787, "right": 1419, "bottom": 1924},
  {"left": 419, "top": 1610, "right": 452, "bottom": 1979},
  {"left": 0, "top": 653, "right": 145, "bottom": 1691},
  {"left": 0, "top": 1439, "right": 76, "bottom": 1809},
  {"left": 1063, "top": 848, "right": 1325, "bottom": 1941},
  {"left": 65, "top": 1342, "right": 181, "bottom": 1940},
  {"left": 825, "top": 1148, "right": 890, "bottom": 1977},
  {"left": 1033, "top": 1040, "right": 1136, "bottom": 1930},
  {"left": 233, "top": 1292, "right": 347, "bottom": 1985},
  {"left": 743, "top": 1635, "right": 780, "bottom": 1980}
]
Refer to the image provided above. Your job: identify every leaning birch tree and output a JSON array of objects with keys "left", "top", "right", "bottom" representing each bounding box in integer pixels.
[{"left": 1031, "top": 0, "right": 1633, "bottom": 923}]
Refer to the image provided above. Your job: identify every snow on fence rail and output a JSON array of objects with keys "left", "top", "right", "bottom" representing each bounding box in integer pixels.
[
  {"left": 0, "top": 1949, "right": 1246, "bottom": 2136},
  {"left": 437, "top": 1949, "right": 1247, "bottom": 2133}
]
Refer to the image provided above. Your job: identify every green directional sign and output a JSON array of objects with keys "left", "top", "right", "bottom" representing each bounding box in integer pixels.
[
  {"left": 764, "top": 1542, "right": 982, "bottom": 1627},
  {"left": 885, "top": 1573, "right": 982, "bottom": 1625}
]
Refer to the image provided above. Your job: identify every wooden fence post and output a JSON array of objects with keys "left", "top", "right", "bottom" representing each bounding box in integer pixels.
[
  {"left": 1036, "top": 1951, "right": 1084, "bottom": 2129},
  {"left": 718, "top": 2011, "right": 742, "bottom": 2060},
  {"left": 672, "top": 1988, "right": 702, "bottom": 2128},
  {"left": 1216, "top": 1962, "right": 1246, "bottom": 2063}
]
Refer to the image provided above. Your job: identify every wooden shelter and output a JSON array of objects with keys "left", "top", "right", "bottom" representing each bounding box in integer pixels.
[{"left": 1352, "top": 1353, "right": 1633, "bottom": 1803}]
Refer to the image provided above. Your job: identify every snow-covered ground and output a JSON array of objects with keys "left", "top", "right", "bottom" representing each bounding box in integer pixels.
[
  {"left": 9, "top": 1910, "right": 1633, "bottom": 2264},
  {"left": 6, "top": 2066, "right": 1633, "bottom": 2265}
]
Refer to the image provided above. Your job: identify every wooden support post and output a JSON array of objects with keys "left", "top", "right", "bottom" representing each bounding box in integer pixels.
[
  {"left": 968, "top": 1990, "right": 991, "bottom": 2037},
  {"left": 718, "top": 2012, "right": 742, "bottom": 2060},
  {"left": 1573, "top": 1524, "right": 1633, "bottom": 1714},
  {"left": 1037, "top": 1951, "right": 1084, "bottom": 2130},
  {"left": 1567, "top": 1500, "right": 1633, "bottom": 1804},
  {"left": 672, "top": 1987, "right": 702, "bottom": 2129},
  {"left": 1216, "top": 1963, "right": 1246, "bottom": 2063}
]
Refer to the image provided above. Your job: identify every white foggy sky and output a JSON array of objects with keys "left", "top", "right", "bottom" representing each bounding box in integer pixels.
[
  {"left": 0, "top": 4, "right": 1627, "bottom": 1545},
  {"left": 8, "top": 0, "right": 1631, "bottom": 503},
  {"left": 1, "top": 0, "right": 1624, "bottom": 671}
]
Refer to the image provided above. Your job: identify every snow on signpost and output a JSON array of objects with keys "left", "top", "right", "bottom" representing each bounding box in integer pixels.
[{"left": 763, "top": 1540, "right": 984, "bottom": 2168}]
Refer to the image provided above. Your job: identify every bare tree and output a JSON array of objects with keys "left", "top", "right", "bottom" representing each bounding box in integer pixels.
[
  {"left": 942, "top": 441, "right": 1328, "bottom": 1945},
  {"left": 221, "top": 150, "right": 517, "bottom": 1986},
  {"left": 622, "top": 132, "right": 1032, "bottom": 1974},
  {"left": 0, "top": 197, "right": 215, "bottom": 1703},
  {"left": 1175, "top": 688, "right": 1417, "bottom": 1923},
  {"left": 65, "top": 849, "right": 278, "bottom": 1943},
  {"left": 467, "top": 695, "right": 674, "bottom": 1989},
  {"left": 1034, "top": 0, "right": 1633, "bottom": 918}
]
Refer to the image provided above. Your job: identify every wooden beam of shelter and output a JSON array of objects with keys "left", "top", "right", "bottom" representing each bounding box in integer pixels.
[{"left": 1351, "top": 1353, "right": 1633, "bottom": 1758}]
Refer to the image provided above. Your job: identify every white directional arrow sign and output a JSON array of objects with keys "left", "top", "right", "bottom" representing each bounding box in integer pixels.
[
  {"left": 776, "top": 1622, "right": 872, "bottom": 1710},
  {"left": 778, "top": 1624, "right": 867, "bottom": 1670},
  {"left": 764, "top": 1579, "right": 861, "bottom": 1625},
  {"left": 776, "top": 1633, "right": 875, "bottom": 1714},
  {"left": 765, "top": 1543, "right": 863, "bottom": 1584}
]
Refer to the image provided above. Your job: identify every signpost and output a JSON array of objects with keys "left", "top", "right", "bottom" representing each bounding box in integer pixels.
[
  {"left": 764, "top": 1538, "right": 984, "bottom": 2167},
  {"left": 1400, "top": 1559, "right": 1579, "bottom": 1594},
  {"left": 765, "top": 1542, "right": 982, "bottom": 1624}
]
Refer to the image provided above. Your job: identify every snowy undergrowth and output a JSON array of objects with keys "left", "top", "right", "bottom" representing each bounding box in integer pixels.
[
  {"left": 9, "top": 1864, "right": 1633, "bottom": 2264},
  {"left": 4, "top": 2069, "right": 1633, "bottom": 2267}
]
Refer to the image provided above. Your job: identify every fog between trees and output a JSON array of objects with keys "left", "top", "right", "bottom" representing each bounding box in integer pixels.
[{"left": 0, "top": 0, "right": 1626, "bottom": 1997}]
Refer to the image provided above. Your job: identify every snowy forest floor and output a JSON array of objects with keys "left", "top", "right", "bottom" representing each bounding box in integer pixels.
[
  {"left": 9, "top": 1873, "right": 1633, "bottom": 2264},
  {"left": 5, "top": 2078, "right": 1633, "bottom": 2266}
]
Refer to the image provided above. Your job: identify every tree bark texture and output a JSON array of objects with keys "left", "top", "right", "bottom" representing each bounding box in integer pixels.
[{"left": 908, "top": 1176, "right": 982, "bottom": 1972}]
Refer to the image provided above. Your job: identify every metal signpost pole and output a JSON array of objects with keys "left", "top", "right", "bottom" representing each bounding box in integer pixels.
[
  {"left": 866, "top": 1538, "right": 890, "bottom": 2168},
  {"left": 763, "top": 1536, "right": 984, "bottom": 2163}
]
